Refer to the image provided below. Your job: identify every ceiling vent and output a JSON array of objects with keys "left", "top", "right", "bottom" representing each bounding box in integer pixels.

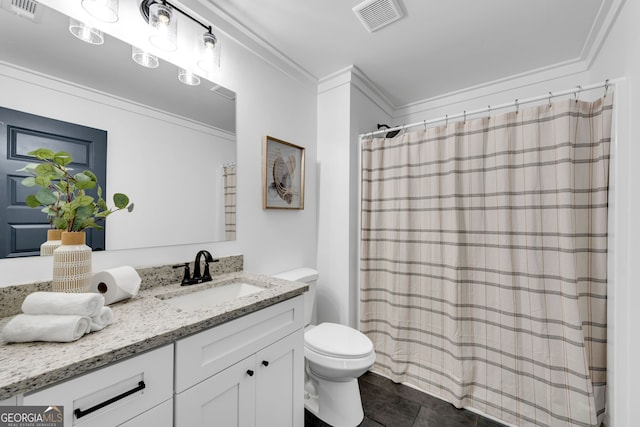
[
  {"left": 353, "top": 0, "right": 403, "bottom": 32},
  {"left": 1, "top": 0, "right": 42, "bottom": 22}
]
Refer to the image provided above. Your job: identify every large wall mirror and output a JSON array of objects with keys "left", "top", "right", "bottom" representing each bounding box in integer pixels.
[{"left": 0, "top": 0, "right": 237, "bottom": 258}]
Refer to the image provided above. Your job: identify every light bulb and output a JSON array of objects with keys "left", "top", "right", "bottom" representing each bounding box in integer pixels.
[
  {"left": 149, "top": 3, "right": 177, "bottom": 51},
  {"left": 197, "top": 31, "right": 218, "bottom": 73}
]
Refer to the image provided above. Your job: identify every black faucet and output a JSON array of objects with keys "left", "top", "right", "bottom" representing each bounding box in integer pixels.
[
  {"left": 173, "top": 251, "right": 220, "bottom": 286},
  {"left": 193, "top": 250, "right": 214, "bottom": 283}
]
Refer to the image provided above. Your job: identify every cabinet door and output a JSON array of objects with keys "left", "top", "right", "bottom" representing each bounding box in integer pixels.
[
  {"left": 175, "top": 355, "right": 256, "bottom": 427},
  {"left": 255, "top": 330, "right": 304, "bottom": 427}
]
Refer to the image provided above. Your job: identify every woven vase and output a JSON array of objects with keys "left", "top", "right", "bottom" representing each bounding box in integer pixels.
[
  {"left": 52, "top": 231, "right": 92, "bottom": 293},
  {"left": 40, "top": 229, "right": 63, "bottom": 256}
]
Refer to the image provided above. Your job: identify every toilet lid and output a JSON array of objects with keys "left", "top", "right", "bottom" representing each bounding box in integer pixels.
[{"left": 304, "top": 323, "right": 373, "bottom": 359}]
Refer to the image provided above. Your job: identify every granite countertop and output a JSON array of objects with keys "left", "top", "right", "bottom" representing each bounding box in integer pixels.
[{"left": 0, "top": 272, "right": 307, "bottom": 400}]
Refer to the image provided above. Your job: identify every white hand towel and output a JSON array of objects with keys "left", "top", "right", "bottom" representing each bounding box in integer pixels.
[
  {"left": 90, "top": 306, "right": 114, "bottom": 332},
  {"left": 2, "top": 314, "right": 91, "bottom": 343},
  {"left": 22, "top": 292, "right": 105, "bottom": 317}
]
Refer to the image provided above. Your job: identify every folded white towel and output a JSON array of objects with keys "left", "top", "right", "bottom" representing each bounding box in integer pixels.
[
  {"left": 22, "top": 292, "right": 105, "bottom": 317},
  {"left": 90, "top": 307, "right": 114, "bottom": 332},
  {"left": 2, "top": 314, "right": 91, "bottom": 343}
]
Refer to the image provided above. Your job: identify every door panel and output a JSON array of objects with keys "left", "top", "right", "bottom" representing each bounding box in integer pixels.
[{"left": 0, "top": 107, "right": 107, "bottom": 258}]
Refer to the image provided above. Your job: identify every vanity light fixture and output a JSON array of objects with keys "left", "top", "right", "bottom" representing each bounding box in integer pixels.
[
  {"left": 148, "top": 1, "right": 177, "bottom": 51},
  {"left": 81, "top": 0, "right": 119, "bottom": 23},
  {"left": 132, "top": 46, "right": 159, "bottom": 68},
  {"left": 69, "top": 17, "right": 104, "bottom": 45},
  {"left": 178, "top": 68, "right": 200, "bottom": 86},
  {"left": 140, "top": 0, "right": 219, "bottom": 71}
]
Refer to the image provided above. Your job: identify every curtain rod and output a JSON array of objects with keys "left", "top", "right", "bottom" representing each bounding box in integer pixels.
[{"left": 359, "top": 79, "right": 616, "bottom": 138}]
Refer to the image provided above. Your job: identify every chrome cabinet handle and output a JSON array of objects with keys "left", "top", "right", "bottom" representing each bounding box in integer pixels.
[{"left": 74, "top": 381, "right": 146, "bottom": 419}]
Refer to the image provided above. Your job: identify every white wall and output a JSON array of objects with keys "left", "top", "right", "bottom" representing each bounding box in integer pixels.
[
  {"left": 0, "top": 5, "right": 318, "bottom": 286},
  {"left": 316, "top": 74, "right": 351, "bottom": 325},
  {"left": 587, "top": 1, "right": 639, "bottom": 426},
  {"left": 316, "top": 67, "right": 391, "bottom": 327}
]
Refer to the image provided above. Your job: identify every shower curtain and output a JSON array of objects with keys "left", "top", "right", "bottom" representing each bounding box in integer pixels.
[{"left": 360, "top": 96, "right": 612, "bottom": 427}]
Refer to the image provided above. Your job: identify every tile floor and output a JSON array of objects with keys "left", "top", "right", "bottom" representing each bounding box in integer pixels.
[{"left": 305, "top": 371, "right": 507, "bottom": 427}]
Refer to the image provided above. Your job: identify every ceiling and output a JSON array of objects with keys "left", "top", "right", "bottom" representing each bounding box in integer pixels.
[
  {"left": 202, "top": 0, "right": 611, "bottom": 108},
  {"left": 0, "top": 0, "right": 614, "bottom": 116}
]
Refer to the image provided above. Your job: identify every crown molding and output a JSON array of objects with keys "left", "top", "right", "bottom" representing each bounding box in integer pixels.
[
  {"left": 189, "top": 0, "right": 318, "bottom": 88},
  {"left": 318, "top": 66, "right": 394, "bottom": 116}
]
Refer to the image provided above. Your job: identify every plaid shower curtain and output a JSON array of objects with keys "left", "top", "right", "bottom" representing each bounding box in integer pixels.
[{"left": 360, "top": 95, "right": 613, "bottom": 426}]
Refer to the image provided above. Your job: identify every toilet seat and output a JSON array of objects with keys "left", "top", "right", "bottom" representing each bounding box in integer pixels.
[{"left": 304, "top": 322, "right": 373, "bottom": 359}]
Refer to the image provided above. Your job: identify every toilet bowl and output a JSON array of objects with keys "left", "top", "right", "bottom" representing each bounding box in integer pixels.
[{"left": 273, "top": 268, "right": 376, "bottom": 427}]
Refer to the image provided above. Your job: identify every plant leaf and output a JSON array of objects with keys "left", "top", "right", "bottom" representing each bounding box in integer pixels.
[
  {"left": 113, "top": 193, "right": 129, "bottom": 209},
  {"left": 75, "top": 172, "right": 96, "bottom": 190},
  {"left": 21, "top": 177, "right": 36, "bottom": 187},
  {"left": 82, "top": 170, "right": 97, "bottom": 181},
  {"left": 53, "top": 151, "right": 72, "bottom": 166},
  {"left": 97, "top": 198, "right": 108, "bottom": 211},
  {"left": 25, "top": 194, "right": 41, "bottom": 208},
  {"left": 34, "top": 175, "right": 51, "bottom": 188},
  {"left": 16, "top": 163, "right": 37, "bottom": 174},
  {"left": 35, "top": 188, "right": 57, "bottom": 205},
  {"left": 34, "top": 162, "right": 57, "bottom": 176},
  {"left": 53, "top": 217, "right": 67, "bottom": 230},
  {"left": 76, "top": 195, "right": 94, "bottom": 206},
  {"left": 28, "top": 148, "right": 54, "bottom": 160}
]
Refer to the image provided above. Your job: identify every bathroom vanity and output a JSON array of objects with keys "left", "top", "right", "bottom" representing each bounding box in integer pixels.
[{"left": 0, "top": 272, "right": 307, "bottom": 427}]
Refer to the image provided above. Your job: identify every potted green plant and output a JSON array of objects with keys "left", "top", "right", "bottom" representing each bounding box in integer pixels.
[
  {"left": 19, "top": 148, "right": 134, "bottom": 292},
  {"left": 19, "top": 148, "right": 133, "bottom": 232}
]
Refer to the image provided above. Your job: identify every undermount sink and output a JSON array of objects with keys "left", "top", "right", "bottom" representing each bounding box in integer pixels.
[{"left": 160, "top": 282, "right": 267, "bottom": 311}]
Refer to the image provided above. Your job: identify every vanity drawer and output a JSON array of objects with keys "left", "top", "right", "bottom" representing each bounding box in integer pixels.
[
  {"left": 23, "top": 344, "right": 173, "bottom": 426},
  {"left": 175, "top": 295, "right": 303, "bottom": 392}
]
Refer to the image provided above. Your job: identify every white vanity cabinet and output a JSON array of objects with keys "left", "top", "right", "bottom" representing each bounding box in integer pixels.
[
  {"left": 174, "top": 295, "right": 304, "bottom": 427},
  {"left": 23, "top": 344, "right": 173, "bottom": 427}
]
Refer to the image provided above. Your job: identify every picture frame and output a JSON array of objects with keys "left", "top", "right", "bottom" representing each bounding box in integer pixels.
[{"left": 262, "top": 135, "right": 305, "bottom": 209}]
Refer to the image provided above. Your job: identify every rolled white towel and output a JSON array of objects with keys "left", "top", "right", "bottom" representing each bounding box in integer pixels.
[
  {"left": 2, "top": 314, "right": 91, "bottom": 343},
  {"left": 90, "top": 307, "right": 114, "bottom": 332},
  {"left": 22, "top": 292, "right": 105, "bottom": 317}
]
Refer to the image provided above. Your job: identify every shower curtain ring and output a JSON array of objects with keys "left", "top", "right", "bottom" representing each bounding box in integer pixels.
[
  {"left": 445, "top": 115, "right": 448, "bottom": 127},
  {"left": 515, "top": 99, "right": 519, "bottom": 114},
  {"left": 604, "top": 79, "right": 609, "bottom": 97},
  {"left": 487, "top": 105, "right": 491, "bottom": 118},
  {"left": 423, "top": 120, "right": 426, "bottom": 131},
  {"left": 548, "top": 92, "right": 552, "bottom": 107},
  {"left": 575, "top": 85, "right": 581, "bottom": 103},
  {"left": 463, "top": 111, "right": 466, "bottom": 124}
]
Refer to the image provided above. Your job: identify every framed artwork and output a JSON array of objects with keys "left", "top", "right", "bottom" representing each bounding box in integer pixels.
[{"left": 262, "top": 135, "right": 305, "bottom": 209}]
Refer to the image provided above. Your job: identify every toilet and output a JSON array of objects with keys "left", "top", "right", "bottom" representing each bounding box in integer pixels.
[{"left": 273, "top": 268, "right": 376, "bottom": 427}]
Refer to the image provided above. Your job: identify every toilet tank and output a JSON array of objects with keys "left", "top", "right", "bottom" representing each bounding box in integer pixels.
[{"left": 272, "top": 268, "right": 318, "bottom": 326}]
